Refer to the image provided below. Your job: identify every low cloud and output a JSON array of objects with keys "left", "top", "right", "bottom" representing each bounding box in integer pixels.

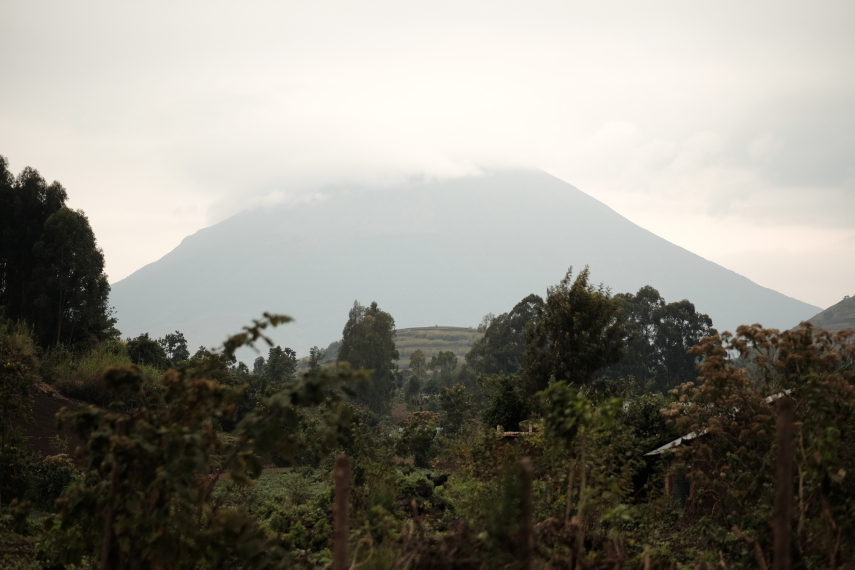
[{"left": 1, "top": 0, "right": 853, "bottom": 307}]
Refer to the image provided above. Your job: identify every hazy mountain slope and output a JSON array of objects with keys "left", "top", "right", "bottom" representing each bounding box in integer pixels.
[
  {"left": 806, "top": 295, "right": 855, "bottom": 332},
  {"left": 110, "top": 170, "right": 820, "bottom": 357}
]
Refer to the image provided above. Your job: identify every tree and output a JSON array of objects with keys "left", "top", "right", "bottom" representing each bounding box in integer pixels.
[
  {"left": 308, "top": 345, "right": 326, "bottom": 372},
  {"left": 653, "top": 299, "right": 715, "bottom": 390},
  {"left": 466, "top": 294, "right": 543, "bottom": 375},
  {"left": 393, "top": 411, "right": 439, "bottom": 468},
  {"left": 539, "top": 381, "right": 622, "bottom": 524},
  {"left": 337, "top": 300, "right": 399, "bottom": 413},
  {"left": 668, "top": 324, "right": 855, "bottom": 561},
  {"left": 44, "top": 314, "right": 365, "bottom": 569},
  {"left": 481, "top": 374, "right": 529, "bottom": 432},
  {"left": 126, "top": 333, "right": 169, "bottom": 369},
  {"left": 31, "top": 207, "right": 113, "bottom": 348},
  {"left": 158, "top": 331, "right": 190, "bottom": 366},
  {"left": 406, "top": 349, "right": 427, "bottom": 399},
  {"left": 0, "top": 159, "right": 68, "bottom": 327},
  {"left": 0, "top": 158, "right": 116, "bottom": 349},
  {"left": 265, "top": 345, "right": 298, "bottom": 388},
  {"left": 438, "top": 384, "right": 473, "bottom": 435},
  {"left": 605, "top": 286, "right": 664, "bottom": 386},
  {"left": 409, "top": 349, "right": 427, "bottom": 379},
  {"left": 428, "top": 350, "right": 458, "bottom": 388},
  {"left": 602, "top": 286, "right": 715, "bottom": 392},
  {"left": 522, "top": 267, "right": 627, "bottom": 394}
]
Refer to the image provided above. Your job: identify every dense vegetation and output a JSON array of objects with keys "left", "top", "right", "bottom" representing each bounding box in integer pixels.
[{"left": 2, "top": 157, "right": 855, "bottom": 569}]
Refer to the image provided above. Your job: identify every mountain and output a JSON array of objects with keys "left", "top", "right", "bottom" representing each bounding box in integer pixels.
[
  {"left": 110, "top": 170, "right": 821, "bottom": 358},
  {"left": 806, "top": 295, "right": 855, "bottom": 332}
]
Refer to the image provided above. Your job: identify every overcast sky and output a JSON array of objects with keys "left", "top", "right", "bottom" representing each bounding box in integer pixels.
[{"left": 1, "top": 0, "right": 853, "bottom": 310}]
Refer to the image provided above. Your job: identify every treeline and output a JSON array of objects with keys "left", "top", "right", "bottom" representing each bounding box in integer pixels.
[
  {"left": 2, "top": 156, "right": 855, "bottom": 570},
  {"left": 395, "top": 268, "right": 714, "bottom": 437},
  {"left": 0, "top": 156, "right": 116, "bottom": 350}
]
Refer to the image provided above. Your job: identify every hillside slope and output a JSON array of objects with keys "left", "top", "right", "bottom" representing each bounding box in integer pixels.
[
  {"left": 394, "top": 326, "right": 482, "bottom": 366},
  {"left": 110, "top": 170, "right": 820, "bottom": 357},
  {"left": 14, "top": 383, "right": 86, "bottom": 458},
  {"left": 807, "top": 295, "right": 855, "bottom": 332}
]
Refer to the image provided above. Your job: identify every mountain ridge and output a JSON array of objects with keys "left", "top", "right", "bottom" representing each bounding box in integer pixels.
[
  {"left": 806, "top": 295, "right": 855, "bottom": 333},
  {"left": 110, "top": 169, "right": 821, "bottom": 356}
]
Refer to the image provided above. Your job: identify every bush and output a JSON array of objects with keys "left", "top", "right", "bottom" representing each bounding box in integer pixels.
[
  {"left": 0, "top": 444, "right": 32, "bottom": 509},
  {"left": 27, "top": 454, "right": 75, "bottom": 512},
  {"left": 394, "top": 412, "right": 439, "bottom": 468},
  {"left": 47, "top": 340, "right": 161, "bottom": 408},
  {"left": 126, "top": 333, "right": 168, "bottom": 369}
]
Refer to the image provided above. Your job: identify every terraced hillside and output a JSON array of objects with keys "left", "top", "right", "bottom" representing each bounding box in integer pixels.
[
  {"left": 394, "top": 326, "right": 482, "bottom": 367},
  {"left": 807, "top": 295, "right": 855, "bottom": 332},
  {"left": 298, "top": 326, "right": 482, "bottom": 370}
]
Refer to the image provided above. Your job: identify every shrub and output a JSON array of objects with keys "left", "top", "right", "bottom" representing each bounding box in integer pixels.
[
  {"left": 394, "top": 411, "right": 439, "bottom": 468},
  {"left": 47, "top": 340, "right": 161, "bottom": 408},
  {"left": 27, "top": 454, "right": 75, "bottom": 512},
  {"left": 481, "top": 374, "right": 529, "bottom": 432}
]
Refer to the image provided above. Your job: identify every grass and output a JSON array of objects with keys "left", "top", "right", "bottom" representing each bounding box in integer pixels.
[{"left": 45, "top": 340, "right": 162, "bottom": 406}]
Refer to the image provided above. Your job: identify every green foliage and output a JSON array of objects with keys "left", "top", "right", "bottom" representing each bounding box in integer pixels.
[
  {"left": 126, "top": 332, "right": 169, "bottom": 369},
  {"left": 481, "top": 374, "right": 529, "bottom": 432},
  {"left": 5, "top": 228, "right": 853, "bottom": 569},
  {"left": 522, "top": 266, "right": 628, "bottom": 394},
  {"left": 394, "top": 411, "right": 439, "bottom": 468},
  {"left": 428, "top": 350, "right": 457, "bottom": 376},
  {"left": 466, "top": 293, "right": 543, "bottom": 375},
  {"left": 47, "top": 339, "right": 163, "bottom": 408},
  {"left": 669, "top": 324, "right": 855, "bottom": 564},
  {"left": 27, "top": 453, "right": 76, "bottom": 512},
  {"left": 539, "top": 382, "right": 599, "bottom": 446},
  {"left": 604, "top": 285, "right": 716, "bottom": 392},
  {"left": 0, "top": 320, "right": 39, "bottom": 448},
  {"left": 0, "top": 443, "right": 32, "bottom": 510},
  {"left": 307, "top": 345, "right": 326, "bottom": 372},
  {"left": 0, "top": 157, "right": 117, "bottom": 350},
  {"left": 409, "top": 348, "right": 427, "bottom": 379},
  {"left": 41, "top": 313, "right": 366, "bottom": 569},
  {"left": 265, "top": 345, "right": 298, "bottom": 387},
  {"left": 158, "top": 330, "right": 190, "bottom": 365},
  {"left": 337, "top": 300, "right": 399, "bottom": 413},
  {"left": 438, "top": 383, "right": 473, "bottom": 435}
]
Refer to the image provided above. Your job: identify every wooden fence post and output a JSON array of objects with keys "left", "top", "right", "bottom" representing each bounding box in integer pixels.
[
  {"left": 520, "top": 457, "right": 534, "bottom": 570},
  {"left": 333, "top": 454, "right": 351, "bottom": 570},
  {"left": 774, "top": 396, "right": 793, "bottom": 570}
]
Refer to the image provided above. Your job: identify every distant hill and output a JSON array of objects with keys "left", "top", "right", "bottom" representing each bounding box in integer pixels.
[
  {"left": 296, "top": 326, "right": 481, "bottom": 369},
  {"left": 394, "top": 326, "right": 482, "bottom": 367},
  {"left": 806, "top": 295, "right": 855, "bottom": 332},
  {"left": 110, "top": 170, "right": 821, "bottom": 358}
]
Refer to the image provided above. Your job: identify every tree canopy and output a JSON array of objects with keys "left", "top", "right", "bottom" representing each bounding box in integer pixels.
[
  {"left": 603, "top": 286, "right": 715, "bottom": 391},
  {"left": 0, "top": 156, "right": 116, "bottom": 349},
  {"left": 466, "top": 293, "right": 543, "bottom": 375},
  {"left": 522, "top": 267, "right": 627, "bottom": 393},
  {"left": 336, "top": 300, "right": 399, "bottom": 413}
]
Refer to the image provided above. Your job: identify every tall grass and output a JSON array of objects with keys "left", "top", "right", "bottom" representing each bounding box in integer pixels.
[{"left": 45, "top": 340, "right": 162, "bottom": 407}]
